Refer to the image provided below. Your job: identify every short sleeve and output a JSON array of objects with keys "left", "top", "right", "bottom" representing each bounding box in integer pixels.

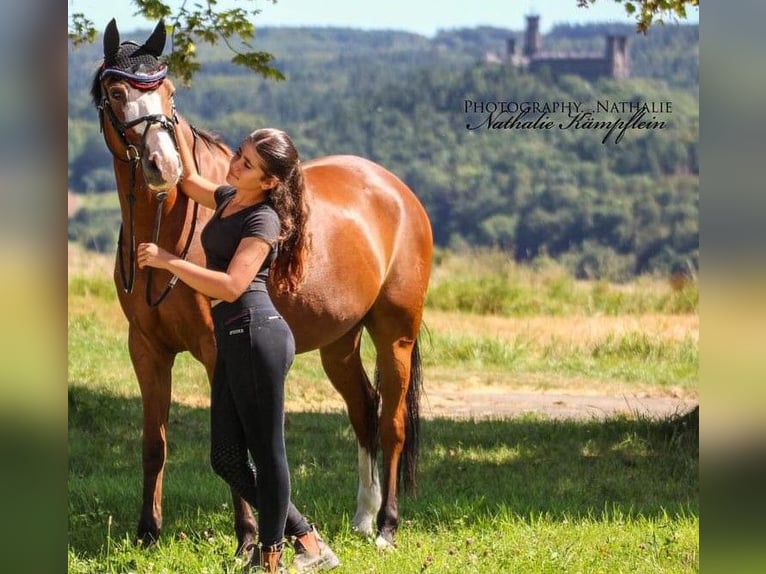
[
  {"left": 214, "top": 185, "right": 236, "bottom": 208},
  {"left": 242, "top": 205, "right": 280, "bottom": 247}
]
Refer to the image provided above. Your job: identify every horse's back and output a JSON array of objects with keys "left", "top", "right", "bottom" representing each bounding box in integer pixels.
[{"left": 305, "top": 155, "right": 430, "bottom": 245}]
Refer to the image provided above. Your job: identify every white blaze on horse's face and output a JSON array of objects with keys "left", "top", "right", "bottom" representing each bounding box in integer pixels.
[{"left": 124, "top": 84, "right": 181, "bottom": 190}]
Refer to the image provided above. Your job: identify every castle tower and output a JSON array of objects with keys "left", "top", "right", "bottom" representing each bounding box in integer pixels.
[
  {"left": 507, "top": 38, "right": 517, "bottom": 62},
  {"left": 523, "top": 15, "right": 541, "bottom": 58},
  {"left": 605, "top": 35, "right": 630, "bottom": 79}
]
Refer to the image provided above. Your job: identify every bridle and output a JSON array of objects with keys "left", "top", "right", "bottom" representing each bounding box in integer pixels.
[
  {"left": 97, "top": 75, "right": 200, "bottom": 307},
  {"left": 100, "top": 96, "right": 178, "bottom": 162}
]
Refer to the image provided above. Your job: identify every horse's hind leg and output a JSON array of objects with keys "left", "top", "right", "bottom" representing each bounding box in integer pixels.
[
  {"left": 129, "top": 328, "right": 174, "bottom": 545},
  {"left": 365, "top": 305, "right": 423, "bottom": 548},
  {"left": 319, "top": 326, "right": 381, "bottom": 537}
]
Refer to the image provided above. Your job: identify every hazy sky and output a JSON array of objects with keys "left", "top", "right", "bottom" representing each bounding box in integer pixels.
[{"left": 69, "top": 0, "right": 698, "bottom": 37}]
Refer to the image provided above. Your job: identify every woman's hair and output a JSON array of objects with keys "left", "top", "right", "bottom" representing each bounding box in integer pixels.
[{"left": 243, "top": 128, "right": 310, "bottom": 294}]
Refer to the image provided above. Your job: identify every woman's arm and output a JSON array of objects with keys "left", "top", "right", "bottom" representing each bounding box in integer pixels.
[
  {"left": 176, "top": 124, "right": 220, "bottom": 210},
  {"left": 137, "top": 237, "right": 272, "bottom": 302}
]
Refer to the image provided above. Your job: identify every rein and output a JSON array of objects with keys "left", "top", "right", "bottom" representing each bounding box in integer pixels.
[{"left": 98, "top": 86, "right": 200, "bottom": 307}]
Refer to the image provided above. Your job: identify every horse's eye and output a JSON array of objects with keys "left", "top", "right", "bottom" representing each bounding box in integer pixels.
[{"left": 109, "top": 89, "right": 123, "bottom": 102}]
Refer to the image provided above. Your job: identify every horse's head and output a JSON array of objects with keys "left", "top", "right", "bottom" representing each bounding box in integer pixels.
[{"left": 91, "top": 19, "right": 181, "bottom": 192}]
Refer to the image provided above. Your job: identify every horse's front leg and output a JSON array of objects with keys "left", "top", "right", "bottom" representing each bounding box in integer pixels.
[
  {"left": 232, "top": 496, "right": 257, "bottom": 557},
  {"left": 129, "top": 327, "right": 174, "bottom": 545}
]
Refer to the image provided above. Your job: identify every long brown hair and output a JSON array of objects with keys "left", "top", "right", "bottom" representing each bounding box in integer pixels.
[{"left": 244, "top": 128, "right": 310, "bottom": 294}]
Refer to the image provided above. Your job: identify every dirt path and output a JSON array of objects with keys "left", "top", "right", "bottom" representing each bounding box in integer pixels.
[
  {"left": 422, "top": 387, "right": 697, "bottom": 420},
  {"left": 286, "top": 378, "right": 698, "bottom": 421},
  {"left": 417, "top": 310, "right": 698, "bottom": 420}
]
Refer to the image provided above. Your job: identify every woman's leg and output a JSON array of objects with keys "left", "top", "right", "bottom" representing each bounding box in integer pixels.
[
  {"left": 210, "top": 342, "right": 311, "bottom": 539},
  {"left": 210, "top": 353, "right": 258, "bottom": 501},
  {"left": 226, "top": 313, "right": 299, "bottom": 547}
]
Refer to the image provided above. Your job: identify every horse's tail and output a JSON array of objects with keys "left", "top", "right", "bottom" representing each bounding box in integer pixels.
[{"left": 400, "top": 338, "right": 423, "bottom": 494}]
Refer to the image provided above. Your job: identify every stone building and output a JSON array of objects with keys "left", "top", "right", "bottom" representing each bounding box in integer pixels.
[{"left": 507, "top": 15, "right": 630, "bottom": 80}]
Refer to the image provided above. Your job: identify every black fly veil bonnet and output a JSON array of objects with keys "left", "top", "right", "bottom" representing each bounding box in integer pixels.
[{"left": 101, "top": 18, "right": 168, "bottom": 90}]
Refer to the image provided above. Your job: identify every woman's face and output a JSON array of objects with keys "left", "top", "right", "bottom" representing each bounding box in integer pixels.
[{"left": 226, "top": 143, "right": 277, "bottom": 192}]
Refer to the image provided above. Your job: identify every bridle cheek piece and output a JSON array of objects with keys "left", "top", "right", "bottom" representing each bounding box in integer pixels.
[{"left": 97, "top": 73, "right": 197, "bottom": 308}]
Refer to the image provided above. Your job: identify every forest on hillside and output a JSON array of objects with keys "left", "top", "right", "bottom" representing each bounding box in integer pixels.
[{"left": 68, "top": 23, "right": 698, "bottom": 280}]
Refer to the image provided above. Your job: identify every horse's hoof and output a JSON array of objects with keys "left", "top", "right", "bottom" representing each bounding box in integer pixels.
[
  {"left": 352, "top": 520, "right": 375, "bottom": 539},
  {"left": 135, "top": 532, "right": 159, "bottom": 548},
  {"left": 135, "top": 520, "right": 160, "bottom": 548},
  {"left": 375, "top": 534, "right": 395, "bottom": 550},
  {"left": 234, "top": 541, "right": 257, "bottom": 569}
]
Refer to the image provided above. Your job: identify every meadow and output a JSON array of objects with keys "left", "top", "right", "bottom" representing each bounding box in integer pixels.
[{"left": 68, "top": 245, "right": 698, "bottom": 573}]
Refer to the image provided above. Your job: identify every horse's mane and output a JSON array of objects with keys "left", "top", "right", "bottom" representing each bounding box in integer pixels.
[
  {"left": 183, "top": 119, "right": 232, "bottom": 156},
  {"left": 90, "top": 70, "right": 104, "bottom": 108},
  {"left": 90, "top": 69, "right": 232, "bottom": 156}
]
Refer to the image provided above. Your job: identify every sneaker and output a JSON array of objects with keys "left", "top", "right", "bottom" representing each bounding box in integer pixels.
[{"left": 291, "top": 526, "right": 341, "bottom": 572}]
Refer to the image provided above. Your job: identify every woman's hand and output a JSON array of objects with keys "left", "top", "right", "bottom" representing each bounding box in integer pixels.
[
  {"left": 137, "top": 242, "right": 171, "bottom": 270},
  {"left": 175, "top": 126, "right": 197, "bottom": 178},
  {"left": 173, "top": 123, "right": 219, "bottom": 209},
  {"left": 136, "top": 237, "right": 270, "bottom": 301}
]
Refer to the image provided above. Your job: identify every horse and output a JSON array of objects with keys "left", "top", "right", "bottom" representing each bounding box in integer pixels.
[{"left": 89, "top": 19, "right": 433, "bottom": 550}]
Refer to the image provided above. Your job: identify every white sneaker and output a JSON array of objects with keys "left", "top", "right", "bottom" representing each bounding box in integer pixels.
[{"left": 291, "top": 527, "right": 341, "bottom": 572}]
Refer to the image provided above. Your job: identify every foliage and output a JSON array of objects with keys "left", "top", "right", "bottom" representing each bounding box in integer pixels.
[
  {"left": 68, "top": 24, "right": 698, "bottom": 279},
  {"left": 68, "top": 2, "right": 699, "bottom": 84},
  {"left": 68, "top": 0, "right": 284, "bottom": 85},
  {"left": 577, "top": 0, "right": 699, "bottom": 33},
  {"left": 68, "top": 194, "right": 122, "bottom": 252}
]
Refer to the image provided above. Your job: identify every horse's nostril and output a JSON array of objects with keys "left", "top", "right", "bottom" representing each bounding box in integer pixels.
[{"left": 142, "top": 154, "right": 164, "bottom": 183}]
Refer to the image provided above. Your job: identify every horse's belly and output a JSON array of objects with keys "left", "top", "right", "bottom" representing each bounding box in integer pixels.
[
  {"left": 274, "top": 284, "right": 376, "bottom": 353},
  {"left": 271, "top": 196, "right": 389, "bottom": 351}
]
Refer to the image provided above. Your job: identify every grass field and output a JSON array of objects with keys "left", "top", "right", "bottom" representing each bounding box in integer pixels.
[{"left": 68, "top": 245, "right": 698, "bottom": 573}]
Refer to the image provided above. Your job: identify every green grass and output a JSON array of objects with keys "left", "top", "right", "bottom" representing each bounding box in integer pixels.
[
  {"left": 68, "top": 385, "right": 698, "bottom": 573},
  {"left": 421, "top": 330, "right": 698, "bottom": 390},
  {"left": 68, "top": 251, "right": 698, "bottom": 572},
  {"left": 426, "top": 250, "right": 698, "bottom": 316},
  {"left": 68, "top": 292, "right": 698, "bottom": 404},
  {"left": 68, "top": 274, "right": 117, "bottom": 301}
]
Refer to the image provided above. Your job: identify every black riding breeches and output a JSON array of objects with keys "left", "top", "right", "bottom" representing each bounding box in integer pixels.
[{"left": 209, "top": 291, "right": 311, "bottom": 547}]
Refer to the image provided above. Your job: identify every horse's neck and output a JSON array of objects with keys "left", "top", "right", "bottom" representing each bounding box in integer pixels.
[
  {"left": 113, "top": 164, "right": 191, "bottom": 239},
  {"left": 176, "top": 117, "right": 232, "bottom": 182}
]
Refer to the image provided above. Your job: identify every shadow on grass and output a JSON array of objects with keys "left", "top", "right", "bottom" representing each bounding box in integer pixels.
[{"left": 68, "top": 385, "right": 698, "bottom": 557}]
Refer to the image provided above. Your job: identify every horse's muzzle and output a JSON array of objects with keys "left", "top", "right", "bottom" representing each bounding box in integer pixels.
[{"left": 141, "top": 151, "right": 180, "bottom": 191}]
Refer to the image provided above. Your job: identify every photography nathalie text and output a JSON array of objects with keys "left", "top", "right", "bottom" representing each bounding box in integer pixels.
[{"left": 464, "top": 100, "right": 672, "bottom": 144}]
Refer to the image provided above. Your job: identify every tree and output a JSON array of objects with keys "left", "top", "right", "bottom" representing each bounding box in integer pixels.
[
  {"left": 69, "top": 1, "right": 698, "bottom": 84},
  {"left": 577, "top": 0, "right": 699, "bottom": 34},
  {"left": 68, "top": 0, "right": 284, "bottom": 85}
]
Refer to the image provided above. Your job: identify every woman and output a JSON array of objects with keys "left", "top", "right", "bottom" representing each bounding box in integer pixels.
[{"left": 137, "top": 126, "right": 339, "bottom": 573}]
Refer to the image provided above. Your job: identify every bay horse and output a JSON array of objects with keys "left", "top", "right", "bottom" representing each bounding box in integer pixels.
[{"left": 89, "top": 19, "right": 432, "bottom": 549}]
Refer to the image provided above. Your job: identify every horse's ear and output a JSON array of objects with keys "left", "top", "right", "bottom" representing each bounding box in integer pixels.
[
  {"left": 143, "top": 19, "right": 167, "bottom": 57},
  {"left": 103, "top": 18, "right": 120, "bottom": 63}
]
